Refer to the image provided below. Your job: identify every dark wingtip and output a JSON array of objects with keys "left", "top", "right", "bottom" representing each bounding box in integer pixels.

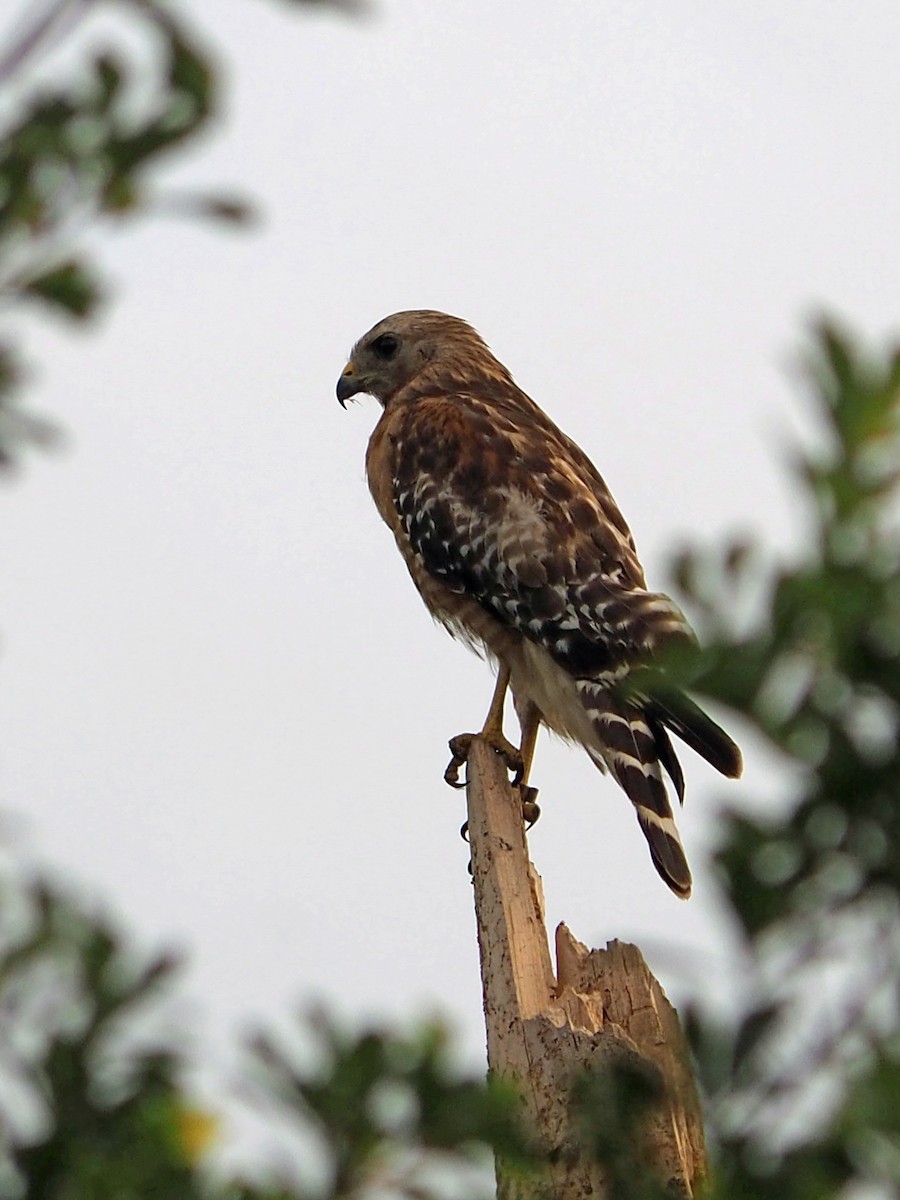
[
  {"left": 651, "top": 690, "right": 743, "bottom": 781},
  {"left": 726, "top": 742, "right": 744, "bottom": 779}
]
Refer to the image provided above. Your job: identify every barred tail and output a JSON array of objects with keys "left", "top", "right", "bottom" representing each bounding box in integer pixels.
[{"left": 578, "top": 681, "right": 692, "bottom": 899}]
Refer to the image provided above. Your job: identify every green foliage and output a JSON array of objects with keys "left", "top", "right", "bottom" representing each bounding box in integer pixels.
[
  {"left": 0, "top": 0, "right": 246, "bottom": 470},
  {"left": 670, "top": 321, "right": 900, "bottom": 1198},
  {"left": 0, "top": 865, "right": 528, "bottom": 1200},
  {"left": 0, "top": 875, "right": 203, "bottom": 1199},
  {"left": 250, "top": 1013, "right": 533, "bottom": 1197},
  {"left": 22, "top": 259, "right": 102, "bottom": 319}
]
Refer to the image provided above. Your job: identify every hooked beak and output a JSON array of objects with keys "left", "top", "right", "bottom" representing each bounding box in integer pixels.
[{"left": 336, "top": 364, "right": 359, "bottom": 408}]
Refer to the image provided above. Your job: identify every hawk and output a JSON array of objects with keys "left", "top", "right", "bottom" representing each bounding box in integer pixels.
[{"left": 337, "top": 311, "right": 741, "bottom": 898}]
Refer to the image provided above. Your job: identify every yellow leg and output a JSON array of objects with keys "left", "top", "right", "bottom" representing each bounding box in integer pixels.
[
  {"left": 444, "top": 664, "right": 524, "bottom": 789},
  {"left": 515, "top": 700, "right": 540, "bottom": 786},
  {"left": 482, "top": 664, "right": 510, "bottom": 738},
  {"left": 515, "top": 700, "right": 542, "bottom": 827}
]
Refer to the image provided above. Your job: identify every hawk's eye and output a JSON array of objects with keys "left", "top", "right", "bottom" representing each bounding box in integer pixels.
[{"left": 371, "top": 333, "right": 399, "bottom": 361}]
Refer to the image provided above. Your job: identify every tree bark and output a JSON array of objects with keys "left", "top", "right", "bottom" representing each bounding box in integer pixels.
[{"left": 464, "top": 736, "right": 707, "bottom": 1199}]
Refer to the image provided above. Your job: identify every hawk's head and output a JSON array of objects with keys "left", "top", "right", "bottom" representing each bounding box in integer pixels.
[{"left": 336, "top": 310, "right": 506, "bottom": 406}]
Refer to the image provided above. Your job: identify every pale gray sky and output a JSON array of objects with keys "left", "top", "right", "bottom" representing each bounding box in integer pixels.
[{"left": 2, "top": 0, "right": 900, "bottom": 1152}]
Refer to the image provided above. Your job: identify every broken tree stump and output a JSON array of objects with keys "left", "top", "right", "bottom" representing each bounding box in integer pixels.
[{"left": 464, "top": 736, "right": 707, "bottom": 1199}]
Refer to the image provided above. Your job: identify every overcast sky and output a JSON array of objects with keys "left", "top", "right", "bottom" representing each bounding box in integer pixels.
[{"left": 3, "top": 0, "right": 900, "bottom": 1162}]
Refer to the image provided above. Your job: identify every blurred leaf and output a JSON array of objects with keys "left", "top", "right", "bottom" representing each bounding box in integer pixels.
[
  {"left": 731, "top": 1003, "right": 780, "bottom": 1073},
  {"left": 571, "top": 1060, "right": 672, "bottom": 1200},
  {"left": 93, "top": 52, "right": 124, "bottom": 108},
  {"left": 21, "top": 258, "right": 102, "bottom": 322},
  {"left": 158, "top": 191, "right": 257, "bottom": 225},
  {"left": 0, "top": 0, "right": 234, "bottom": 467},
  {"left": 249, "top": 1012, "right": 532, "bottom": 1194}
]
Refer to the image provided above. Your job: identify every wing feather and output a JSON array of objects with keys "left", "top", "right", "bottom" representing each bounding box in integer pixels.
[{"left": 392, "top": 392, "right": 689, "bottom": 679}]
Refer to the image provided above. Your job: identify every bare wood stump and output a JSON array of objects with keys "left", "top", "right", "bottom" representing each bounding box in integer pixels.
[{"left": 464, "top": 736, "right": 707, "bottom": 1200}]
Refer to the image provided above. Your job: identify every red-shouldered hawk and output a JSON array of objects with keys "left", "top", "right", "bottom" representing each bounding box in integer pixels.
[{"left": 337, "top": 311, "right": 741, "bottom": 898}]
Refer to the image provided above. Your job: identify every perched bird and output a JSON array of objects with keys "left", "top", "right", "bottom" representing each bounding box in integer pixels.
[{"left": 337, "top": 311, "right": 741, "bottom": 898}]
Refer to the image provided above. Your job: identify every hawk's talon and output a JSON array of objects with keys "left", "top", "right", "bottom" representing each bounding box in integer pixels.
[
  {"left": 459, "top": 820, "right": 470, "bottom": 843},
  {"left": 521, "top": 786, "right": 541, "bottom": 829}
]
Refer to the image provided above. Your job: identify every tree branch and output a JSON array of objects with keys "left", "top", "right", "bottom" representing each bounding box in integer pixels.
[{"left": 465, "top": 736, "right": 706, "bottom": 1199}]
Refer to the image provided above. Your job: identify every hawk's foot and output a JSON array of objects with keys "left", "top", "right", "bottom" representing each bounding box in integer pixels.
[
  {"left": 444, "top": 733, "right": 476, "bottom": 789},
  {"left": 444, "top": 730, "right": 525, "bottom": 790}
]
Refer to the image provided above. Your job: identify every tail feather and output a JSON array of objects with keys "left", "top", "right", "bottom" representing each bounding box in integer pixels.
[
  {"left": 635, "top": 807, "right": 693, "bottom": 900},
  {"left": 576, "top": 679, "right": 742, "bottom": 899},
  {"left": 579, "top": 682, "right": 692, "bottom": 899},
  {"left": 646, "top": 713, "right": 685, "bottom": 805},
  {"left": 649, "top": 688, "right": 743, "bottom": 779}
]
